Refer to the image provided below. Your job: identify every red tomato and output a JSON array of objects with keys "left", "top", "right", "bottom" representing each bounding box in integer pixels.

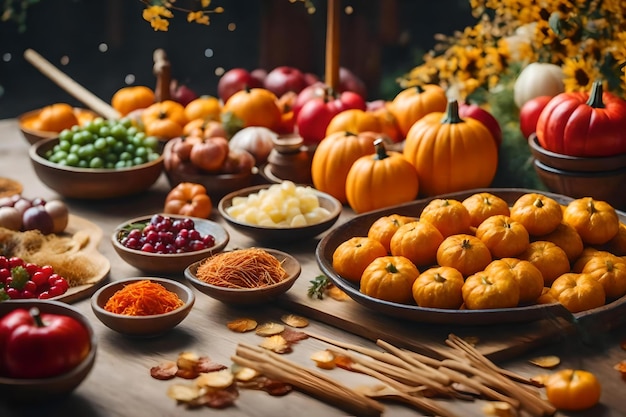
[
  {"left": 519, "top": 95, "right": 552, "bottom": 139},
  {"left": 0, "top": 307, "right": 91, "bottom": 378},
  {"left": 458, "top": 102, "right": 502, "bottom": 147}
]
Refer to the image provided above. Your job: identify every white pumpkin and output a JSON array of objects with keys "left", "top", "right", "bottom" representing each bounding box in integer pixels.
[
  {"left": 513, "top": 62, "right": 564, "bottom": 108},
  {"left": 229, "top": 126, "right": 277, "bottom": 164}
]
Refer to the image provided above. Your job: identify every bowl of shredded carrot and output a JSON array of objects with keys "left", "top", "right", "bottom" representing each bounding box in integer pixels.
[
  {"left": 184, "top": 247, "right": 301, "bottom": 305},
  {"left": 90, "top": 277, "right": 195, "bottom": 336}
]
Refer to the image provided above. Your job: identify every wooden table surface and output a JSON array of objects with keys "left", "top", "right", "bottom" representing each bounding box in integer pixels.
[{"left": 1, "top": 118, "right": 625, "bottom": 417}]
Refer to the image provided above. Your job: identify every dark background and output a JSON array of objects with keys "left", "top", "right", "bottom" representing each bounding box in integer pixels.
[{"left": 0, "top": 0, "right": 474, "bottom": 119}]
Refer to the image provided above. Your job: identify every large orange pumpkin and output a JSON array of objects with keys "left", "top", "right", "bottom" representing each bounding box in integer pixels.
[
  {"left": 221, "top": 88, "right": 282, "bottom": 132},
  {"left": 389, "top": 84, "right": 448, "bottom": 137},
  {"left": 325, "top": 108, "right": 401, "bottom": 143},
  {"left": 345, "top": 138, "right": 419, "bottom": 214},
  {"left": 310, "top": 131, "right": 378, "bottom": 204},
  {"left": 403, "top": 100, "right": 498, "bottom": 197}
]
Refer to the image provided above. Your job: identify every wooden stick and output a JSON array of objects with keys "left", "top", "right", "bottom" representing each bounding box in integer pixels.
[
  {"left": 376, "top": 339, "right": 451, "bottom": 385},
  {"left": 438, "top": 366, "right": 521, "bottom": 409},
  {"left": 23, "top": 48, "right": 121, "bottom": 120},
  {"left": 324, "top": 0, "right": 340, "bottom": 91}
]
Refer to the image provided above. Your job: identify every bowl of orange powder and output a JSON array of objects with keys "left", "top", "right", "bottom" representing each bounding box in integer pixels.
[{"left": 90, "top": 277, "right": 195, "bottom": 337}]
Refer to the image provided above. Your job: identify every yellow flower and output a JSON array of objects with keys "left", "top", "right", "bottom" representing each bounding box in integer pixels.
[
  {"left": 187, "top": 11, "right": 209, "bottom": 25},
  {"left": 562, "top": 57, "right": 601, "bottom": 92}
]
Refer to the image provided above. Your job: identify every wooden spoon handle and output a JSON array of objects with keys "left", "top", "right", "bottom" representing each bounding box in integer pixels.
[{"left": 23, "top": 48, "right": 121, "bottom": 120}]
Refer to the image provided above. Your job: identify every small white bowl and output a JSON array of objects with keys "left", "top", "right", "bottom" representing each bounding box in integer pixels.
[{"left": 91, "top": 277, "right": 195, "bottom": 337}]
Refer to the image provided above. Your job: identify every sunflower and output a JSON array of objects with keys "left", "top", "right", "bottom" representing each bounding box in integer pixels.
[{"left": 562, "top": 57, "right": 601, "bottom": 92}]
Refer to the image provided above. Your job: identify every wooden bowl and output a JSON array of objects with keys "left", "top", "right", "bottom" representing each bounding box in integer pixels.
[
  {"left": 184, "top": 248, "right": 301, "bottom": 305},
  {"left": 90, "top": 277, "right": 195, "bottom": 337},
  {"left": 165, "top": 167, "right": 254, "bottom": 201},
  {"left": 0, "top": 299, "right": 97, "bottom": 402},
  {"left": 529, "top": 133, "right": 626, "bottom": 172},
  {"left": 111, "top": 214, "right": 229, "bottom": 274},
  {"left": 533, "top": 159, "right": 626, "bottom": 210},
  {"left": 218, "top": 184, "right": 342, "bottom": 242},
  {"left": 29, "top": 137, "right": 164, "bottom": 199},
  {"left": 18, "top": 107, "right": 98, "bottom": 145}
]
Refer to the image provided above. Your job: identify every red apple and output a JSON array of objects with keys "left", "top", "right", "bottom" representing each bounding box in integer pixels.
[
  {"left": 217, "top": 68, "right": 261, "bottom": 103},
  {"left": 292, "top": 82, "right": 328, "bottom": 119},
  {"left": 338, "top": 67, "right": 367, "bottom": 99},
  {"left": 458, "top": 102, "right": 503, "bottom": 148},
  {"left": 250, "top": 68, "right": 268, "bottom": 86},
  {"left": 304, "top": 72, "right": 320, "bottom": 86},
  {"left": 263, "top": 66, "right": 308, "bottom": 98},
  {"left": 519, "top": 95, "right": 552, "bottom": 139},
  {"left": 170, "top": 80, "right": 198, "bottom": 107}
]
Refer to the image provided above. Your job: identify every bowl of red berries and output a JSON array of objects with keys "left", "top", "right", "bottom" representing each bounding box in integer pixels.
[
  {"left": 0, "top": 255, "right": 71, "bottom": 301},
  {"left": 111, "top": 214, "right": 230, "bottom": 274}
]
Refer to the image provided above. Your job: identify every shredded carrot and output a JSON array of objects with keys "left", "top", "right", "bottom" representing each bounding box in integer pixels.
[
  {"left": 104, "top": 279, "right": 184, "bottom": 316},
  {"left": 195, "top": 248, "right": 287, "bottom": 289}
]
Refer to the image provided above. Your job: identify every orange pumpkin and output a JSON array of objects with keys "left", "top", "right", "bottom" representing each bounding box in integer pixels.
[
  {"left": 141, "top": 100, "right": 188, "bottom": 139},
  {"left": 563, "top": 197, "right": 619, "bottom": 245},
  {"left": 485, "top": 258, "right": 544, "bottom": 304},
  {"left": 163, "top": 182, "right": 212, "bottom": 218},
  {"left": 111, "top": 86, "right": 155, "bottom": 116},
  {"left": 595, "top": 222, "right": 626, "bottom": 256},
  {"left": 475, "top": 215, "right": 530, "bottom": 259},
  {"left": 310, "top": 131, "right": 378, "bottom": 204},
  {"left": 390, "top": 220, "right": 444, "bottom": 267},
  {"left": 581, "top": 255, "right": 626, "bottom": 299},
  {"left": 183, "top": 119, "right": 228, "bottom": 139},
  {"left": 509, "top": 193, "right": 563, "bottom": 236},
  {"left": 389, "top": 84, "right": 448, "bottom": 137},
  {"left": 420, "top": 198, "right": 471, "bottom": 238},
  {"left": 462, "top": 268, "right": 520, "bottom": 309},
  {"left": 221, "top": 88, "right": 282, "bottom": 132},
  {"left": 520, "top": 240, "right": 570, "bottom": 286},
  {"left": 184, "top": 96, "right": 221, "bottom": 122},
  {"left": 548, "top": 272, "right": 605, "bottom": 313},
  {"left": 367, "top": 214, "right": 416, "bottom": 253},
  {"left": 462, "top": 192, "right": 511, "bottom": 228},
  {"left": 535, "top": 222, "right": 584, "bottom": 263},
  {"left": 33, "top": 103, "right": 79, "bottom": 132},
  {"left": 325, "top": 108, "right": 401, "bottom": 143},
  {"left": 360, "top": 255, "right": 420, "bottom": 303},
  {"left": 332, "top": 237, "right": 388, "bottom": 283},
  {"left": 411, "top": 266, "right": 464, "bottom": 309},
  {"left": 436, "top": 234, "right": 492, "bottom": 277},
  {"left": 403, "top": 100, "right": 498, "bottom": 197},
  {"left": 345, "top": 138, "right": 419, "bottom": 214},
  {"left": 544, "top": 369, "right": 602, "bottom": 411}
]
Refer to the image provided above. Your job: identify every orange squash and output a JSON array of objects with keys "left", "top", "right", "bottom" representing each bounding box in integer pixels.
[
  {"left": 462, "top": 268, "right": 520, "bottom": 310},
  {"left": 510, "top": 193, "right": 563, "bottom": 236},
  {"left": 141, "top": 100, "right": 188, "bottom": 139},
  {"left": 221, "top": 88, "right": 282, "bottom": 132},
  {"left": 544, "top": 369, "right": 602, "bottom": 411},
  {"left": 520, "top": 240, "right": 570, "bottom": 286},
  {"left": 360, "top": 255, "right": 420, "bottom": 304},
  {"left": 475, "top": 215, "right": 530, "bottom": 259},
  {"left": 419, "top": 198, "right": 471, "bottom": 238},
  {"left": 462, "top": 192, "right": 511, "bottom": 228},
  {"left": 367, "top": 213, "right": 416, "bottom": 253},
  {"left": 436, "top": 234, "right": 492, "bottom": 277},
  {"left": 33, "top": 103, "right": 79, "bottom": 132},
  {"left": 536, "top": 222, "right": 584, "bottom": 263},
  {"left": 325, "top": 108, "right": 401, "bottom": 143},
  {"left": 345, "top": 138, "right": 419, "bottom": 214},
  {"left": 563, "top": 197, "right": 619, "bottom": 245},
  {"left": 390, "top": 220, "right": 444, "bottom": 267},
  {"left": 310, "top": 131, "right": 378, "bottom": 204},
  {"left": 411, "top": 266, "right": 464, "bottom": 309},
  {"left": 111, "top": 86, "right": 155, "bottom": 116},
  {"left": 332, "top": 237, "right": 387, "bottom": 283},
  {"left": 163, "top": 182, "right": 212, "bottom": 218},
  {"left": 389, "top": 84, "right": 448, "bottom": 137},
  {"left": 403, "top": 100, "right": 498, "bottom": 197},
  {"left": 581, "top": 255, "right": 626, "bottom": 299},
  {"left": 184, "top": 96, "right": 221, "bottom": 122},
  {"left": 484, "top": 258, "right": 544, "bottom": 304},
  {"left": 548, "top": 272, "right": 605, "bottom": 313}
]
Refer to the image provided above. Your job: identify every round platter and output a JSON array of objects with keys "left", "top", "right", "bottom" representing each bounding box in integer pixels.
[{"left": 315, "top": 188, "right": 626, "bottom": 325}]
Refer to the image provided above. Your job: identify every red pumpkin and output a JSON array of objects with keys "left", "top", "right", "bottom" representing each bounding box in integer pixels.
[{"left": 536, "top": 80, "right": 626, "bottom": 157}]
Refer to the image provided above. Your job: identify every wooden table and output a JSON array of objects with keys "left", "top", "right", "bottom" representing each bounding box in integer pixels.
[{"left": 1, "top": 118, "right": 625, "bottom": 417}]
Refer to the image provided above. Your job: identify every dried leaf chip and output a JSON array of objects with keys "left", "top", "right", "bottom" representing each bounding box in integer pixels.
[
  {"left": 310, "top": 349, "right": 336, "bottom": 370},
  {"left": 614, "top": 360, "right": 626, "bottom": 377},
  {"left": 177, "top": 351, "right": 200, "bottom": 371},
  {"left": 482, "top": 401, "right": 518, "bottom": 417},
  {"left": 227, "top": 318, "right": 258, "bottom": 333},
  {"left": 196, "top": 369, "right": 235, "bottom": 390},
  {"left": 280, "top": 314, "right": 309, "bottom": 328},
  {"left": 281, "top": 327, "right": 309, "bottom": 344},
  {"left": 260, "top": 378, "right": 293, "bottom": 396},
  {"left": 255, "top": 322, "right": 285, "bottom": 337},
  {"left": 328, "top": 285, "right": 350, "bottom": 301},
  {"left": 529, "top": 355, "right": 560, "bottom": 369},
  {"left": 530, "top": 373, "right": 550, "bottom": 386},
  {"left": 259, "top": 334, "right": 292, "bottom": 353},
  {"left": 195, "top": 357, "right": 228, "bottom": 373},
  {"left": 190, "top": 386, "right": 239, "bottom": 409},
  {"left": 167, "top": 383, "right": 201, "bottom": 402},
  {"left": 334, "top": 354, "right": 354, "bottom": 371},
  {"left": 150, "top": 360, "right": 178, "bottom": 380},
  {"left": 233, "top": 366, "right": 260, "bottom": 382}
]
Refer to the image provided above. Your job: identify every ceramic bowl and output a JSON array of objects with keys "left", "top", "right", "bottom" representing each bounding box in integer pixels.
[
  {"left": 0, "top": 299, "right": 97, "bottom": 402},
  {"left": 218, "top": 184, "right": 342, "bottom": 242},
  {"left": 111, "top": 214, "right": 230, "bottom": 274},
  {"left": 91, "top": 277, "right": 195, "bottom": 336},
  {"left": 184, "top": 248, "right": 301, "bottom": 305},
  {"left": 528, "top": 133, "right": 626, "bottom": 172},
  {"left": 18, "top": 107, "right": 98, "bottom": 145},
  {"left": 29, "top": 137, "right": 164, "bottom": 199},
  {"left": 533, "top": 159, "right": 626, "bottom": 210}
]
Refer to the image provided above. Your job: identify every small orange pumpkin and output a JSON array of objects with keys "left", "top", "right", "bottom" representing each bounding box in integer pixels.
[
  {"left": 221, "top": 88, "right": 282, "bottom": 132},
  {"left": 520, "top": 240, "right": 570, "bottom": 286},
  {"left": 436, "top": 234, "right": 492, "bottom": 277},
  {"left": 484, "top": 258, "right": 544, "bottom": 304},
  {"left": 411, "top": 266, "right": 464, "bottom": 309},
  {"left": 360, "top": 255, "right": 420, "bottom": 304},
  {"left": 544, "top": 369, "right": 602, "bottom": 411},
  {"left": 389, "top": 84, "right": 448, "bottom": 137},
  {"left": 562, "top": 197, "right": 619, "bottom": 245},
  {"left": 462, "top": 268, "right": 520, "bottom": 310},
  {"left": 33, "top": 103, "right": 79, "bottom": 132},
  {"left": 390, "top": 220, "right": 444, "bottom": 267},
  {"left": 403, "top": 100, "right": 498, "bottom": 197},
  {"left": 581, "top": 255, "right": 626, "bottom": 299},
  {"left": 141, "top": 100, "right": 188, "bottom": 139},
  {"left": 163, "top": 182, "right": 212, "bottom": 219},
  {"left": 535, "top": 222, "right": 584, "bottom": 263},
  {"left": 332, "top": 237, "right": 388, "bottom": 283},
  {"left": 184, "top": 96, "right": 221, "bottom": 122},
  {"left": 475, "top": 215, "right": 530, "bottom": 259},
  {"left": 310, "top": 131, "right": 378, "bottom": 204},
  {"left": 462, "top": 192, "right": 511, "bottom": 228},
  {"left": 367, "top": 213, "right": 416, "bottom": 253},
  {"left": 345, "top": 138, "right": 419, "bottom": 214},
  {"left": 325, "top": 108, "right": 401, "bottom": 143},
  {"left": 509, "top": 193, "right": 563, "bottom": 236},
  {"left": 111, "top": 86, "right": 155, "bottom": 116},
  {"left": 548, "top": 272, "right": 605, "bottom": 313},
  {"left": 420, "top": 198, "right": 472, "bottom": 238}
]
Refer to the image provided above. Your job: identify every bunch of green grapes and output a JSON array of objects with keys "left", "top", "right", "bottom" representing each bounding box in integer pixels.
[{"left": 45, "top": 117, "right": 161, "bottom": 169}]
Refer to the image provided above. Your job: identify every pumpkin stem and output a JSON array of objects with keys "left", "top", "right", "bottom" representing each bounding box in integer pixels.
[
  {"left": 585, "top": 80, "right": 605, "bottom": 109},
  {"left": 385, "top": 262, "right": 399, "bottom": 274},
  {"left": 413, "top": 85, "right": 425, "bottom": 94},
  {"left": 373, "top": 138, "right": 390, "bottom": 161},
  {"left": 440, "top": 100, "right": 464, "bottom": 124}
]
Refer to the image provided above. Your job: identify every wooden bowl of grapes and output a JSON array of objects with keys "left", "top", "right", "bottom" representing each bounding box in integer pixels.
[{"left": 111, "top": 213, "right": 229, "bottom": 274}]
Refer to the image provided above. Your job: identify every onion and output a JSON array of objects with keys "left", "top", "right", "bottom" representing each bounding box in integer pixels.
[{"left": 229, "top": 127, "right": 277, "bottom": 165}]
